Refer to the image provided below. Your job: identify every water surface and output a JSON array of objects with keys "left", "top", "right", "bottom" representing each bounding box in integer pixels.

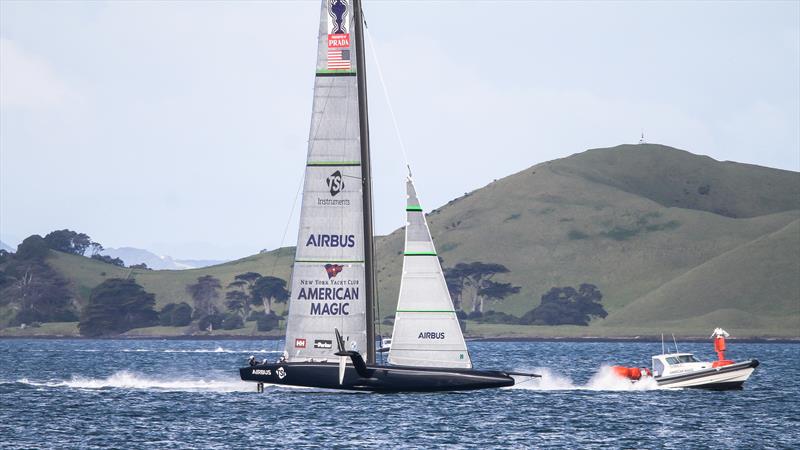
[{"left": 1, "top": 339, "right": 797, "bottom": 448}]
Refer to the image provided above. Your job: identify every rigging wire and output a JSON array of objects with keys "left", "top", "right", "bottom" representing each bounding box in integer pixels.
[
  {"left": 363, "top": 16, "right": 414, "bottom": 364},
  {"left": 363, "top": 20, "right": 412, "bottom": 177}
]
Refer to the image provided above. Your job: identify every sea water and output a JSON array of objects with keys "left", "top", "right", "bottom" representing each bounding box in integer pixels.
[{"left": 1, "top": 339, "right": 797, "bottom": 448}]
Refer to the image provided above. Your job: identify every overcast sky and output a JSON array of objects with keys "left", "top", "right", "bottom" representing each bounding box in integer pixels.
[{"left": 1, "top": 0, "right": 798, "bottom": 260}]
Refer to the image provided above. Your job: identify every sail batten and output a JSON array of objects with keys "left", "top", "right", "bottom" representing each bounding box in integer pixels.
[{"left": 388, "top": 178, "right": 473, "bottom": 369}]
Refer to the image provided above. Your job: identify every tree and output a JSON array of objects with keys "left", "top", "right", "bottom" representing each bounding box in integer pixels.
[
  {"left": 444, "top": 262, "right": 519, "bottom": 313},
  {"left": 79, "top": 278, "right": 159, "bottom": 337},
  {"left": 15, "top": 235, "right": 50, "bottom": 260},
  {"left": 478, "top": 281, "right": 521, "bottom": 311},
  {"left": 221, "top": 313, "right": 244, "bottom": 330},
  {"left": 256, "top": 312, "right": 281, "bottom": 332},
  {"left": 225, "top": 290, "right": 249, "bottom": 317},
  {"left": 227, "top": 273, "right": 262, "bottom": 318},
  {"left": 43, "top": 229, "right": 95, "bottom": 256},
  {"left": 2, "top": 237, "right": 78, "bottom": 325},
  {"left": 233, "top": 272, "right": 262, "bottom": 289},
  {"left": 520, "top": 283, "right": 608, "bottom": 326},
  {"left": 159, "top": 302, "right": 193, "bottom": 326},
  {"left": 251, "top": 276, "right": 289, "bottom": 314},
  {"left": 129, "top": 263, "right": 150, "bottom": 270},
  {"left": 198, "top": 313, "right": 224, "bottom": 332},
  {"left": 186, "top": 275, "right": 222, "bottom": 318},
  {"left": 88, "top": 242, "right": 104, "bottom": 256},
  {"left": 91, "top": 254, "right": 125, "bottom": 267},
  {"left": 444, "top": 271, "right": 465, "bottom": 310}
]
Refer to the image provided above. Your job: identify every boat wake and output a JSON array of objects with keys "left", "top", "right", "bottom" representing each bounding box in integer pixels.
[
  {"left": 136, "top": 347, "right": 279, "bottom": 354},
  {"left": 11, "top": 371, "right": 251, "bottom": 392},
  {"left": 508, "top": 366, "right": 660, "bottom": 391},
  {"left": 28, "top": 347, "right": 281, "bottom": 354}
]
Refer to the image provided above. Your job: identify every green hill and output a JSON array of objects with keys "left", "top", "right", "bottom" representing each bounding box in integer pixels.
[{"left": 6, "top": 144, "right": 799, "bottom": 338}]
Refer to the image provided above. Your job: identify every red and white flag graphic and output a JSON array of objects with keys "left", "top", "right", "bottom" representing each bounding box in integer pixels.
[{"left": 327, "top": 49, "right": 351, "bottom": 70}]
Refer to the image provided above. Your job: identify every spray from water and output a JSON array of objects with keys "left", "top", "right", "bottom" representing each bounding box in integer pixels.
[
  {"left": 508, "top": 366, "right": 660, "bottom": 391},
  {"left": 14, "top": 371, "right": 252, "bottom": 392}
]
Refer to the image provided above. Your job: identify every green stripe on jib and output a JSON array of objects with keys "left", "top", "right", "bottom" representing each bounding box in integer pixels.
[
  {"left": 396, "top": 310, "right": 456, "bottom": 313},
  {"left": 404, "top": 252, "right": 437, "bottom": 256},
  {"left": 406, "top": 205, "right": 423, "bottom": 212},
  {"left": 307, "top": 161, "right": 361, "bottom": 166}
]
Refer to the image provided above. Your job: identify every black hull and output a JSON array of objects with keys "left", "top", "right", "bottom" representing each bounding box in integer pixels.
[{"left": 240, "top": 362, "right": 515, "bottom": 392}]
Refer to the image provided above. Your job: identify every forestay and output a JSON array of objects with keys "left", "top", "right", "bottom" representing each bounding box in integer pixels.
[
  {"left": 284, "top": 0, "right": 367, "bottom": 362},
  {"left": 388, "top": 178, "right": 473, "bottom": 369}
]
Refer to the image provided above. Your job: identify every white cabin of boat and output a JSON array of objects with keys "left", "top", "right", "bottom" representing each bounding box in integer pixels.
[{"left": 651, "top": 353, "right": 711, "bottom": 378}]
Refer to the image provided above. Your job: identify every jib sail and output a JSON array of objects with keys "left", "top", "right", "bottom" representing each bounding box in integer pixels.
[{"left": 388, "top": 178, "right": 473, "bottom": 369}]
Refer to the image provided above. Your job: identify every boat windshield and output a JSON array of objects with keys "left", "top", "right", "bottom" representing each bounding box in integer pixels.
[{"left": 677, "top": 355, "right": 700, "bottom": 363}]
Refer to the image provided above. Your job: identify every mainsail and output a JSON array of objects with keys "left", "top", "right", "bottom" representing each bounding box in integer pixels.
[
  {"left": 388, "top": 178, "right": 473, "bottom": 369},
  {"left": 284, "top": 0, "right": 372, "bottom": 362}
]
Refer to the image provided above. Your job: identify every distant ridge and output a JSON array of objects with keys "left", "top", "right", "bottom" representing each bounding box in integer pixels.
[{"left": 101, "top": 247, "right": 227, "bottom": 270}]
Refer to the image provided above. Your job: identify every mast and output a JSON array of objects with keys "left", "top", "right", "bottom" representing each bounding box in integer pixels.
[{"left": 353, "top": 0, "right": 376, "bottom": 364}]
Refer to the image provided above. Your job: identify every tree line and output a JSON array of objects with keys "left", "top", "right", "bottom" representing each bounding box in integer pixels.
[
  {"left": 77, "top": 272, "right": 292, "bottom": 337},
  {"left": 439, "top": 261, "right": 607, "bottom": 327},
  {"left": 0, "top": 227, "right": 608, "bottom": 334}
]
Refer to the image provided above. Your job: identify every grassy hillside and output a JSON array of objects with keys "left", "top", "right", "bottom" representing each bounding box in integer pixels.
[
  {"left": 604, "top": 219, "right": 800, "bottom": 327},
  {"left": 21, "top": 144, "right": 800, "bottom": 338},
  {"left": 48, "top": 249, "right": 294, "bottom": 312}
]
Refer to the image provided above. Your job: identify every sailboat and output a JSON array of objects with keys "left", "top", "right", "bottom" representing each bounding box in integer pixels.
[{"left": 239, "top": 0, "right": 536, "bottom": 392}]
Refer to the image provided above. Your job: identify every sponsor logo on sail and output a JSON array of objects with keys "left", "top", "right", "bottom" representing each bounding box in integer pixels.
[
  {"left": 297, "top": 285, "right": 357, "bottom": 316},
  {"left": 326, "top": 1, "right": 352, "bottom": 70},
  {"left": 418, "top": 332, "right": 446, "bottom": 340},
  {"left": 310, "top": 302, "right": 350, "bottom": 315},
  {"left": 314, "top": 339, "right": 333, "bottom": 349},
  {"left": 305, "top": 234, "right": 355, "bottom": 248},
  {"left": 328, "top": 33, "right": 350, "bottom": 49},
  {"left": 325, "top": 264, "right": 344, "bottom": 279},
  {"left": 276, "top": 367, "right": 287, "bottom": 379},
  {"left": 326, "top": 170, "right": 345, "bottom": 197},
  {"left": 295, "top": 338, "right": 307, "bottom": 348},
  {"left": 317, "top": 170, "right": 351, "bottom": 206},
  {"left": 328, "top": 0, "right": 348, "bottom": 34},
  {"left": 298, "top": 287, "right": 359, "bottom": 301}
]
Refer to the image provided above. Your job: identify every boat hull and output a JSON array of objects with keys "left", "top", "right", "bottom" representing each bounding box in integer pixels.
[
  {"left": 240, "top": 361, "right": 515, "bottom": 392},
  {"left": 655, "top": 359, "right": 759, "bottom": 390}
]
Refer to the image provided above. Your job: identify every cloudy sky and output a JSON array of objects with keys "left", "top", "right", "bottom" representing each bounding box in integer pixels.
[{"left": 1, "top": 0, "right": 798, "bottom": 260}]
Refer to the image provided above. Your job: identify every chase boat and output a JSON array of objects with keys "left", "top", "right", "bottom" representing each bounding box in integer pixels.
[{"left": 612, "top": 328, "right": 759, "bottom": 390}]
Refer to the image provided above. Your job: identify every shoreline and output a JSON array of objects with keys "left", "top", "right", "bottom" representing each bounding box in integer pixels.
[{"left": 1, "top": 335, "right": 798, "bottom": 343}]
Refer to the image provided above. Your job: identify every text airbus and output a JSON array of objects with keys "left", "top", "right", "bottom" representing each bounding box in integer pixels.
[{"left": 305, "top": 234, "right": 355, "bottom": 248}]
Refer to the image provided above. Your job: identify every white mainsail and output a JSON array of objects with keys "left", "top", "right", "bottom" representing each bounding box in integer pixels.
[
  {"left": 284, "top": 0, "right": 367, "bottom": 362},
  {"left": 388, "top": 178, "right": 473, "bottom": 369}
]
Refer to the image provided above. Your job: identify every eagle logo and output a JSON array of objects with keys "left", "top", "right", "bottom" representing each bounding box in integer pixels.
[{"left": 325, "top": 264, "right": 344, "bottom": 279}]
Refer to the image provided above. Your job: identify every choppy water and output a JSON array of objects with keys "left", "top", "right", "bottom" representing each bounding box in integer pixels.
[{"left": 1, "top": 339, "right": 797, "bottom": 448}]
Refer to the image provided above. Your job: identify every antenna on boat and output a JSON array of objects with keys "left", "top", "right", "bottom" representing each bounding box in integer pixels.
[
  {"left": 661, "top": 334, "right": 665, "bottom": 354},
  {"left": 672, "top": 334, "right": 679, "bottom": 353}
]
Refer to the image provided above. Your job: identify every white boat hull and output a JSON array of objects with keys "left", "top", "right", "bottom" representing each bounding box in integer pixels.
[{"left": 655, "top": 360, "right": 759, "bottom": 390}]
